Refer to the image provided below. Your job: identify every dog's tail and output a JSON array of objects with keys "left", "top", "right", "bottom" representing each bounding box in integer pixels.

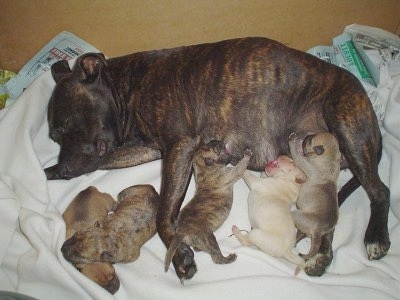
[
  {"left": 338, "top": 176, "right": 360, "bottom": 206},
  {"left": 164, "top": 234, "right": 185, "bottom": 272}
]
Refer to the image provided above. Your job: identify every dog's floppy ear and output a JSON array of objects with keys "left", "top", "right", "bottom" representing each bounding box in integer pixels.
[
  {"left": 313, "top": 145, "right": 325, "bottom": 155},
  {"left": 51, "top": 60, "right": 71, "bottom": 83},
  {"left": 78, "top": 53, "right": 108, "bottom": 83}
]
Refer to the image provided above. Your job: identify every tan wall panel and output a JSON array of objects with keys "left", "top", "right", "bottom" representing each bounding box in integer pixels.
[{"left": 1, "top": 0, "right": 399, "bottom": 72}]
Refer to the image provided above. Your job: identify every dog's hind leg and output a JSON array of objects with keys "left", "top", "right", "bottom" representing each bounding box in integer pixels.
[{"left": 325, "top": 91, "right": 390, "bottom": 260}]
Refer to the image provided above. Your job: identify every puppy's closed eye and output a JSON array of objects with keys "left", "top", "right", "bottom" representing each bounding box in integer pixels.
[
  {"left": 204, "top": 158, "right": 215, "bottom": 166},
  {"left": 100, "top": 251, "right": 114, "bottom": 261}
]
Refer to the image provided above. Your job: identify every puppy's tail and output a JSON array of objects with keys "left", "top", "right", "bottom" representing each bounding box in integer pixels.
[{"left": 164, "top": 234, "right": 185, "bottom": 272}]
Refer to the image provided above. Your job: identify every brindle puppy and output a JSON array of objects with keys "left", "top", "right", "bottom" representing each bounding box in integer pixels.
[
  {"left": 289, "top": 132, "right": 341, "bottom": 262},
  {"left": 62, "top": 186, "right": 120, "bottom": 294},
  {"left": 164, "top": 141, "right": 252, "bottom": 283},
  {"left": 62, "top": 185, "right": 159, "bottom": 264}
]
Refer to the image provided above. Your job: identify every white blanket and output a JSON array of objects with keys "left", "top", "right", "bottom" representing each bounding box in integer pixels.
[{"left": 0, "top": 66, "right": 399, "bottom": 300}]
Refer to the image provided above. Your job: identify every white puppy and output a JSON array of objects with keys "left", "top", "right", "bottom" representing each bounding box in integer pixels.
[{"left": 232, "top": 155, "right": 306, "bottom": 273}]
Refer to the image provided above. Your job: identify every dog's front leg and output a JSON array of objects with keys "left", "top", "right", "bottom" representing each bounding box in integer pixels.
[
  {"left": 44, "top": 146, "right": 162, "bottom": 180},
  {"left": 99, "top": 145, "right": 162, "bottom": 169},
  {"left": 157, "top": 136, "right": 201, "bottom": 281}
]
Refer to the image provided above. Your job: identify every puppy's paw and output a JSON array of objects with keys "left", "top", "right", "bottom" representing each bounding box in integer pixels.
[
  {"left": 223, "top": 253, "right": 237, "bottom": 264},
  {"left": 304, "top": 252, "right": 332, "bottom": 277},
  {"left": 288, "top": 132, "right": 297, "bottom": 140},
  {"left": 172, "top": 243, "right": 197, "bottom": 284},
  {"left": 244, "top": 148, "right": 253, "bottom": 157}
]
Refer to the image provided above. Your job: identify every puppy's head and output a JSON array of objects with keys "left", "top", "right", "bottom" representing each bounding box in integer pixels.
[
  {"left": 194, "top": 140, "right": 231, "bottom": 167},
  {"left": 265, "top": 155, "right": 306, "bottom": 184},
  {"left": 302, "top": 133, "right": 340, "bottom": 161},
  {"left": 61, "top": 225, "right": 116, "bottom": 264}
]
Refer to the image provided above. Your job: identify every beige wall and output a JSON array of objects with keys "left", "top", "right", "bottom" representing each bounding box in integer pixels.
[{"left": 1, "top": 0, "right": 399, "bottom": 72}]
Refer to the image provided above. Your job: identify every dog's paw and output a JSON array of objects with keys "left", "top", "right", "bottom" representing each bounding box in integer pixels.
[
  {"left": 364, "top": 214, "right": 390, "bottom": 260},
  {"left": 365, "top": 229, "right": 390, "bottom": 260},
  {"left": 304, "top": 252, "right": 332, "bottom": 277},
  {"left": 172, "top": 243, "right": 197, "bottom": 284}
]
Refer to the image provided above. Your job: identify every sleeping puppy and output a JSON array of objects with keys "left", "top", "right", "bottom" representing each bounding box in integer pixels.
[
  {"left": 62, "top": 186, "right": 120, "bottom": 294},
  {"left": 164, "top": 141, "right": 252, "bottom": 283},
  {"left": 62, "top": 184, "right": 159, "bottom": 264},
  {"left": 232, "top": 155, "right": 306, "bottom": 273},
  {"left": 289, "top": 132, "right": 341, "bottom": 259}
]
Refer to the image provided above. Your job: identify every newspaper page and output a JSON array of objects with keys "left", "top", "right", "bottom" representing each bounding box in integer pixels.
[
  {"left": 332, "top": 32, "right": 375, "bottom": 86},
  {"left": 345, "top": 24, "right": 400, "bottom": 85},
  {"left": 4, "top": 31, "right": 100, "bottom": 104},
  {"left": 307, "top": 33, "right": 375, "bottom": 88}
]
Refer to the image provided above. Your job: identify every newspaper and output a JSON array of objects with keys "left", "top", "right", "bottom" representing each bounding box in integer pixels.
[
  {"left": 307, "top": 33, "right": 375, "bottom": 87},
  {"left": 4, "top": 31, "right": 99, "bottom": 105},
  {"left": 307, "top": 25, "right": 400, "bottom": 121},
  {"left": 345, "top": 24, "right": 400, "bottom": 85}
]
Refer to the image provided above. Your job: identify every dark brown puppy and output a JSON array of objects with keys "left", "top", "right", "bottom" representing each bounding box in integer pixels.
[
  {"left": 289, "top": 133, "right": 341, "bottom": 262},
  {"left": 164, "top": 141, "right": 251, "bottom": 283},
  {"left": 62, "top": 185, "right": 159, "bottom": 264},
  {"left": 46, "top": 37, "right": 390, "bottom": 280},
  {"left": 62, "top": 186, "right": 120, "bottom": 294}
]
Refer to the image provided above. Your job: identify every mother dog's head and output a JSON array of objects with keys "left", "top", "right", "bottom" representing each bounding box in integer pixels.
[{"left": 47, "top": 54, "right": 124, "bottom": 179}]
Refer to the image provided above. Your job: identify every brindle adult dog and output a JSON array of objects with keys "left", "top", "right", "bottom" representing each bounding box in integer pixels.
[{"left": 45, "top": 37, "right": 390, "bottom": 281}]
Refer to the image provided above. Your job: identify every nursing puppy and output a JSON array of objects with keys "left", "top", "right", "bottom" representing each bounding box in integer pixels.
[
  {"left": 62, "top": 186, "right": 120, "bottom": 294},
  {"left": 62, "top": 184, "right": 159, "bottom": 264},
  {"left": 164, "top": 141, "right": 252, "bottom": 282},
  {"left": 232, "top": 155, "right": 306, "bottom": 273},
  {"left": 289, "top": 132, "right": 341, "bottom": 259}
]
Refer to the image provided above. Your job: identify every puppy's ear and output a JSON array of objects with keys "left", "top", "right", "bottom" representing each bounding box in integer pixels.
[
  {"left": 51, "top": 60, "right": 71, "bottom": 83},
  {"left": 313, "top": 145, "right": 325, "bottom": 155},
  {"left": 77, "top": 53, "right": 108, "bottom": 83},
  {"left": 100, "top": 251, "right": 114, "bottom": 261}
]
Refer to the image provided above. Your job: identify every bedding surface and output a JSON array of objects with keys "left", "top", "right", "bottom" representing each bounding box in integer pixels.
[{"left": 0, "top": 62, "right": 399, "bottom": 300}]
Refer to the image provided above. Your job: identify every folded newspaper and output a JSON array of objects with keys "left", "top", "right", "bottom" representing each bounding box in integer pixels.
[
  {"left": 307, "top": 24, "right": 400, "bottom": 120},
  {"left": 2, "top": 31, "right": 99, "bottom": 107},
  {"left": 307, "top": 32, "right": 375, "bottom": 87}
]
